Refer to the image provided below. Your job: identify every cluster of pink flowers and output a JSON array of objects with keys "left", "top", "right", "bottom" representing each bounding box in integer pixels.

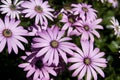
[{"left": 0, "top": 0, "right": 109, "bottom": 80}]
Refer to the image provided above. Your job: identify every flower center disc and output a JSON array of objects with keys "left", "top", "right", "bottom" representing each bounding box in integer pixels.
[
  {"left": 69, "top": 17, "right": 74, "bottom": 23},
  {"left": 35, "top": 60, "right": 43, "bottom": 69},
  {"left": 35, "top": 6, "right": 43, "bottom": 13},
  {"left": 82, "top": 7, "right": 88, "bottom": 12},
  {"left": 116, "top": 26, "right": 120, "bottom": 32},
  {"left": 84, "top": 25, "right": 89, "bottom": 31},
  {"left": 50, "top": 40, "right": 59, "bottom": 48},
  {"left": 10, "top": 5, "right": 16, "bottom": 11},
  {"left": 84, "top": 58, "right": 91, "bottom": 65},
  {"left": 3, "top": 29, "right": 12, "bottom": 37}
]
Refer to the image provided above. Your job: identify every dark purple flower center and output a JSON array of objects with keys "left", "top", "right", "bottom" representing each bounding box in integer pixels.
[
  {"left": 3, "top": 29, "right": 12, "bottom": 38},
  {"left": 35, "top": 6, "right": 43, "bottom": 13},
  {"left": 82, "top": 7, "right": 88, "bottom": 12},
  {"left": 50, "top": 40, "right": 59, "bottom": 48},
  {"left": 84, "top": 25, "right": 89, "bottom": 31},
  {"left": 68, "top": 15, "right": 76, "bottom": 24},
  {"left": 35, "top": 60, "right": 43, "bottom": 69},
  {"left": 10, "top": 4, "right": 16, "bottom": 11},
  {"left": 84, "top": 58, "right": 91, "bottom": 65}
]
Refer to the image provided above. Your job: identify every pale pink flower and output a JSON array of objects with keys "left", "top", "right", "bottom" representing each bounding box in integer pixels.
[
  {"left": 21, "top": 0, "right": 54, "bottom": 25},
  {"left": 0, "top": 16, "right": 28, "bottom": 54},
  {"left": 71, "top": 3, "right": 97, "bottom": 21},
  {"left": 0, "top": 0, "right": 23, "bottom": 19},
  {"left": 32, "top": 26, "right": 76, "bottom": 66},
  {"left": 60, "top": 10, "right": 78, "bottom": 36},
  {"left": 18, "top": 52, "right": 57, "bottom": 80},
  {"left": 68, "top": 40, "right": 107, "bottom": 80},
  {"left": 74, "top": 18, "right": 103, "bottom": 41},
  {"left": 109, "top": 17, "right": 120, "bottom": 37}
]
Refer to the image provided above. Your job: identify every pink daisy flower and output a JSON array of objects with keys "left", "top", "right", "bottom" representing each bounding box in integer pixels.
[
  {"left": 21, "top": 0, "right": 54, "bottom": 25},
  {"left": 108, "top": 0, "right": 119, "bottom": 8},
  {"left": 0, "top": 0, "right": 23, "bottom": 19},
  {"left": 74, "top": 18, "right": 103, "bottom": 41},
  {"left": 109, "top": 17, "right": 120, "bottom": 37},
  {"left": 60, "top": 10, "right": 78, "bottom": 36},
  {"left": 0, "top": 16, "right": 28, "bottom": 54},
  {"left": 32, "top": 26, "right": 76, "bottom": 66},
  {"left": 18, "top": 52, "right": 57, "bottom": 80},
  {"left": 68, "top": 40, "right": 107, "bottom": 80},
  {"left": 71, "top": 3, "right": 97, "bottom": 21}
]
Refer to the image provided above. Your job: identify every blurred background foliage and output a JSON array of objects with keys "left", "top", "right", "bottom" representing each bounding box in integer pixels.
[{"left": 0, "top": 0, "right": 120, "bottom": 80}]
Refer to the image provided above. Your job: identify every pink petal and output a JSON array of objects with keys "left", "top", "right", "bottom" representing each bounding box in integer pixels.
[
  {"left": 91, "top": 30, "right": 100, "bottom": 38},
  {"left": 58, "top": 49, "right": 67, "bottom": 63},
  {"left": 4, "top": 16, "right": 10, "bottom": 28},
  {"left": 87, "top": 67, "right": 92, "bottom": 80},
  {"left": 39, "top": 70, "right": 44, "bottom": 79},
  {"left": 69, "top": 63, "right": 81, "bottom": 70},
  {"left": 13, "top": 38, "right": 25, "bottom": 50},
  {"left": 33, "top": 69, "right": 39, "bottom": 80},
  {"left": 89, "top": 66, "right": 97, "bottom": 80},
  {"left": 62, "top": 23, "right": 70, "bottom": 30},
  {"left": 81, "top": 40, "right": 89, "bottom": 57},
  {"left": 39, "top": 31, "right": 51, "bottom": 41},
  {"left": 59, "top": 46, "right": 73, "bottom": 55},
  {"left": 42, "top": 68, "right": 50, "bottom": 79},
  {"left": 7, "top": 39, "right": 12, "bottom": 53},
  {"left": 92, "top": 65, "right": 105, "bottom": 77},
  {"left": 26, "top": 68, "right": 35, "bottom": 77},
  {"left": 11, "top": 38, "right": 18, "bottom": 54},
  {"left": 89, "top": 40, "right": 94, "bottom": 54},
  {"left": 0, "top": 18, "right": 5, "bottom": 29},
  {"left": 0, "top": 38, "right": 6, "bottom": 52},
  {"left": 47, "top": 28, "right": 54, "bottom": 40},
  {"left": 36, "top": 46, "right": 50, "bottom": 57},
  {"left": 53, "top": 49, "right": 59, "bottom": 66},
  {"left": 43, "top": 48, "right": 52, "bottom": 63},
  {"left": 92, "top": 62, "right": 107, "bottom": 68},
  {"left": 45, "top": 67, "right": 57, "bottom": 76},
  {"left": 68, "top": 58, "right": 81, "bottom": 63},
  {"left": 92, "top": 52, "right": 105, "bottom": 59},
  {"left": 53, "top": 27, "right": 58, "bottom": 39},
  {"left": 15, "top": 36, "right": 28, "bottom": 43},
  {"left": 89, "top": 33, "right": 94, "bottom": 41},
  {"left": 81, "top": 32, "right": 89, "bottom": 41},
  {"left": 78, "top": 66, "right": 86, "bottom": 79},
  {"left": 72, "top": 65, "right": 84, "bottom": 77},
  {"left": 35, "top": 14, "right": 40, "bottom": 24},
  {"left": 92, "top": 58, "right": 107, "bottom": 63},
  {"left": 18, "top": 63, "right": 29, "bottom": 68},
  {"left": 47, "top": 49, "right": 54, "bottom": 65},
  {"left": 75, "top": 47, "right": 84, "bottom": 58},
  {"left": 32, "top": 43, "right": 49, "bottom": 48},
  {"left": 56, "top": 31, "right": 65, "bottom": 40},
  {"left": 59, "top": 37, "right": 72, "bottom": 42},
  {"left": 90, "top": 48, "right": 100, "bottom": 58},
  {"left": 92, "top": 19, "right": 102, "bottom": 25}
]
